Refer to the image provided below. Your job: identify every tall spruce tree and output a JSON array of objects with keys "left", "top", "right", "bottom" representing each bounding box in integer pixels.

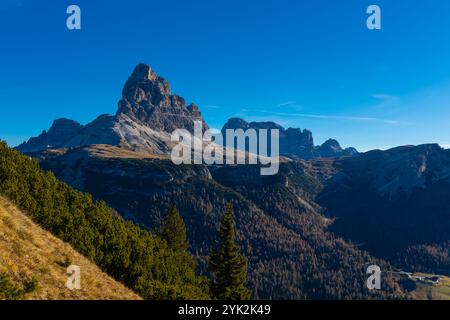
[
  {"left": 161, "top": 206, "right": 188, "bottom": 252},
  {"left": 159, "top": 205, "right": 210, "bottom": 298},
  {"left": 208, "top": 203, "right": 251, "bottom": 300}
]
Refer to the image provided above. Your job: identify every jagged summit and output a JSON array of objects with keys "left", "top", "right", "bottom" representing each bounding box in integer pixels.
[
  {"left": 16, "top": 63, "right": 357, "bottom": 160},
  {"left": 117, "top": 63, "right": 207, "bottom": 133},
  {"left": 16, "top": 118, "right": 84, "bottom": 152},
  {"left": 317, "top": 139, "right": 343, "bottom": 158},
  {"left": 221, "top": 117, "right": 357, "bottom": 159},
  {"left": 17, "top": 64, "right": 207, "bottom": 154},
  {"left": 128, "top": 63, "right": 160, "bottom": 82}
]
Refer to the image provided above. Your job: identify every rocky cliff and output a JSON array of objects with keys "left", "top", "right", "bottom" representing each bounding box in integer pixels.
[
  {"left": 17, "top": 64, "right": 208, "bottom": 154},
  {"left": 221, "top": 118, "right": 358, "bottom": 159},
  {"left": 17, "top": 63, "right": 356, "bottom": 160}
]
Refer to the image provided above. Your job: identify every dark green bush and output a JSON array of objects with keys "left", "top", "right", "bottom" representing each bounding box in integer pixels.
[
  {"left": 0, "top": 141, "right": 208, "bottom": 299},
  {"left": 0, "top": 272, "right": 38, "bottom": 300}
]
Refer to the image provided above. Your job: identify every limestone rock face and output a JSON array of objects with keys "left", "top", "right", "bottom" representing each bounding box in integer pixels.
[
  {"left": 16, "top": 63, "right": 356, "bottom": 159},
  {"left": 317, "top": 139, "right": 342, "bottom": 155},
  {"left": 117, "top": 63, "right": 208, "bottom": 134},
  {"left": 16, "top": 118, "right": 84, "bottom": 152},
  {"left": 17, "top": 64, "right": 208, "bottom": 154},
  {"left": 221, "top": 118, "right": 356, "bottom": 159}
]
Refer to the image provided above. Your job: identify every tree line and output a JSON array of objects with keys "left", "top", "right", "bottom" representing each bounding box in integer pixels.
[{"left": 0, "top": 141, "right": 250, "bottom": 300}]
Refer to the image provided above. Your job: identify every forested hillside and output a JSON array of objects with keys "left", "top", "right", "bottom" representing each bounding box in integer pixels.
[
  {"left": 318, "top": 144, "right": 450, "bottom": 275},
  {"left": 0, "top": 141, "right": 208, "bottom": 299},
  {"left": 38, "top": 145, "right": 406, "bottom": 299}
]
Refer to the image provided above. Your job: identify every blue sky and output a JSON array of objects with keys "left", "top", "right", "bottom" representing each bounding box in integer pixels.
[{"left": 1, "top": 0, "right": 450, "bottom": 151}]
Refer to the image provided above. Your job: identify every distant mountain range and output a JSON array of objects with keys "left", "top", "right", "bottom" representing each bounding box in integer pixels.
[
  {"left": 222, "top": 118, "right": 358, "bottom": 159},
  {"left": 317, "top": 143, "right": 450, "bottom": 274},
  {"left": 17, "top": 64, "right": 207, "bottom": 155},
  {"left": 17, "top": 63, "right": 357, "bottom": 160},
  {"left": 12, "top": 63, "right": 450, "bottom": 299}
]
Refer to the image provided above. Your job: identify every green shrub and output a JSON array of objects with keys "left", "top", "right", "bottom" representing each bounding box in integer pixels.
[
  {"left": 0, "top": 272, "right": 38, "bottom": 300},
  {"left": 0, "top": 141, "right": 208, "bottom": 299}
]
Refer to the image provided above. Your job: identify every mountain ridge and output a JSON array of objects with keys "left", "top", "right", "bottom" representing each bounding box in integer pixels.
[
  {"left": 317, "top": 143, "right": 450, "bottom": 271},
  {"left": 17, "top": 63, "right": 356, "bottom": 160},
  {"left": 222, "top": 117, "right": 358, "bottom": 159},
  {"left": 37, "top": 144, "right": 405, "bottom": 299}
]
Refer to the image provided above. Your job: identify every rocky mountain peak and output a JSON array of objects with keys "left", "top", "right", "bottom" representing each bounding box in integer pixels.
[
  {"left": 187, "top": 103, "right": 202, "bottom": 118},
  {"left": 16, "top": 63, "right": 355, "bottom": 160},
  {"left": 220, "top": 117, "right": 357, "bottom": 159},
  {"left": 50, "top": 118, "right": 83, "bottom": 130},
  {"left": 129, "top": 63, "right": 158, "bottom": 82},
  {"left": 16, "top": 118, "right": 84, "bottom": 152},
  {"left": 249, "top": 121, "right": 284, "bottom": 131},
  {"left": 117, "top": 64, "right": 207, "bottom": 133},
  {"left": 16, "top": 63, "right": 208, "bottom": 154},
  {"left": 322, "top": 138, "right": 341, "bottom": 147},
  {"left": 222, "top": 118, "right": 250, "bottom": 132},
  {"left": 317, "top": 139, "right": 343, "bottom": 158}
]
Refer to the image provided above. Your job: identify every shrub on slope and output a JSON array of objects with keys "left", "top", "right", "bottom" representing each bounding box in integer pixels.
[{"left": 0, "top": 141, "right": 208, "bottom": 299}]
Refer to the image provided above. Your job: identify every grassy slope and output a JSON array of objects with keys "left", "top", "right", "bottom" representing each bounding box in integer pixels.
[
  {"left": 409, "top": 274, "right": 450, "bottom": 300},
  {"left": 0, "top": 196, "right": 141, "bottom": 300}
]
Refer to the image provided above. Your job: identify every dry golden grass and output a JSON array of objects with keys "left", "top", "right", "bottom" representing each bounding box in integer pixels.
[
  {"left": 86, "top": 144, "right": 170, "bottom": 160},
  {"left": 0, "top": 196, "right": 141, "bottom": 300},
  {"left": 42, "top": 145, "right": 170, "bottom": 160}
]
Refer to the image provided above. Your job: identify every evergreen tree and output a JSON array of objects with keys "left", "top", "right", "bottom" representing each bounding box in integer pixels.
[
  {"left": 208, "top": 203, "right": 251, "bottom": 300},
  {"left": 161, "top": 206, "right": 188, "bottom": 252},
  {"left": 0, "top": 141, "right": 209, "bottom": 299}
]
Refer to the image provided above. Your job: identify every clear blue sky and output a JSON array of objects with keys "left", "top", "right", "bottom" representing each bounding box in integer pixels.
[{"left": 1, "top": 0, "right": 450, "bottom": 151}]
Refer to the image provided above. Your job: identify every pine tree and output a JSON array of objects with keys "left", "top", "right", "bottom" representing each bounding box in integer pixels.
[
  {"left": 0, "top": 142, "right": 210, "bottom": 299},
  {"left": 208, "top": 203, "right": 251, "bottom": 300},
  {"left": 161, "top": 205, "right": 188, "bottom": 252}
]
